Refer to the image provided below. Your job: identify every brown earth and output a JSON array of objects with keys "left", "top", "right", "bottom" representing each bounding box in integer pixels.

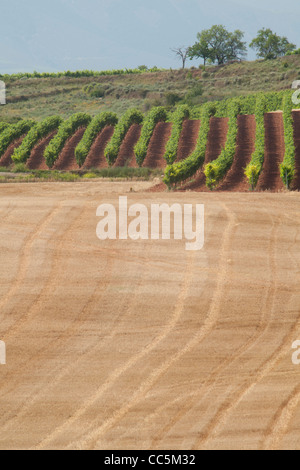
[
  {"left": 142, "top": 122, "right": 172, "bottom": 169},
  {"left": 113, "top": 124, "right": 141, "bottom": 168},
  {"left": 53, "top": 128, "right": 86, "bottom": 171},
  {"left": 26, "top": 131, "right": 57, "bottom": 170},
  {"left": 217, "top": 115, "right": 256, "bottom": 192},
  {"left": 292, "top": 110, "right": 300, "bottom": 191},
  {"left": 82, "top": 126, "right": 114, "bottom": 170},
  {"left": 0, "top": 183, "right": 300, "bottom": 450},
  {"left": 176, "top": 119, "right": 201, "bottom": 162},
  {"left": 256, "top": 112, "right": 285, "bottom": 192},
  {"left": 0, "top": 136, "right": 25, "bottom": 167},
  {"left": 182, "top": 117, "right": 229, "bottom": 191}
]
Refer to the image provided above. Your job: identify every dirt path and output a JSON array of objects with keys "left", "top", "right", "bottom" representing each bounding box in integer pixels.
[
  {"left": 114, "top": 124, "right": 141, "bottom": 168},
  {"left": 53, "top": 128, "right": 86, "bottom": 171},
  {"left": 83, "top": 126, "right": 114, "bottom": 170},
  {"left": 26, "top": 131, "right": 57, "bottom": 170},
  {"left": 0, "top": 136, "right": 25, "bottom": 167},
  {"left": 176, "top": 120, "right": 201, "bottom": 162},
  {"left": 217, "top": 114, "right": 256, "bottom": 192},
  {"left": 256, "top": 112, "right": 285, "bottom": 192},
  {"left": 0, "top": 183, "right": 300, "bottom": 450},
  {"left": 142, "top": 122, "right": 172, "bottom": 169}
]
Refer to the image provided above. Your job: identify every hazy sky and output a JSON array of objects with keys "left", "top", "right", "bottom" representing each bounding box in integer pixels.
[{"left": 1, "top": 0, "right": 300, "bottom": 73}]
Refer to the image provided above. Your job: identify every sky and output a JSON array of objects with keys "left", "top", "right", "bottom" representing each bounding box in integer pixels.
[{"left": 0, "top": 0, "right": 300, "bottom": 74}]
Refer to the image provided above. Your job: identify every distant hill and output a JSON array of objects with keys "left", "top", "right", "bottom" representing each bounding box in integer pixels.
[{"left": 0, "top": 55, "right": 300, "bottom": 122}]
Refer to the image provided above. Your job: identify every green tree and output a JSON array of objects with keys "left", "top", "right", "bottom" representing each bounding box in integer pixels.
[
  {"left": 188, "top": 25, "right": 247, "bottom": 66},
  {"left": 187, "top": 35, "right": 211, "bottom": 68},
  {"left": 250, "top": 28, "right": 296, "bottom": 59}
]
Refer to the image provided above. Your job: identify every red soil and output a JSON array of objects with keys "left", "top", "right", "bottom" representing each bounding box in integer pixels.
[
  {"left": 182, "top": 117, "right": 229, "bottom": 191},
  {"left": 26, "top": 131, "right": 57, "bottom": 170},
  {"left": 114, "top": 124, "right": 141, "bottom": 168},
  {"left": 0, "top": 136, "right": 25, "bottom": 167},
  {"left": 176, "top": 119, "right": 201, "bottom": 162},
  {"left": 142, "top": 122, "right": 172, "bottom": 169},
  {"left": 53, "top": 128, "right": 86, "bottom": 171},
  {"left": 292, "top": 110, "right": 300, "bottom": 190},
  {"left": 82, "top": 126, "right": 114, "bottom": 169},
  {"left": 256, "top": 112, "right": 285, "bottom": 192},
  {"left": 217, "top": 114, "right": 256, "bottom": 192}
]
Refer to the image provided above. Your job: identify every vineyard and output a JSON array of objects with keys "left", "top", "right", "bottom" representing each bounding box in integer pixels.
[{"left": 1, "top": 90, "right": 300, "bottom": 191}]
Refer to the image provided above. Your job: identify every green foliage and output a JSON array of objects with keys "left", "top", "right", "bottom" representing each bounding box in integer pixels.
[
  {"left": 250, "top": 28, "right": 296, "bottom": 60},
  {"left": 104, "top": 108, "right": 143, "bottom": 165},
  {"left": 245, "top": 91, "right": 286, "bottom": 189},
  {"left": 204, "top": 99, "right": 240, "bottom": 189},
  {"left": 280, "top": 92, "right": 296, "bottom": 188},
  {"left": 163, "top": 102, "right": 216, "bottom": 187},
  {"left": 83, "top": 83, "right": 106, "bottom": 98},
  {"left": 165, "top": 92, "right": 182, "bottom": 106},
  {"left": 164, "top": 105, "right": 190, "bottom": 164},
  {"left": 188, "top": 25, "right": 247, "bottom": 66},
  {"left": 44, "top": 113, "right": 91, "bottom": 168},
  {"left": 134, "top": 107, "right": 168, "bottom": 166},
  {"left": 12, "top": 115, "right": 63, "bottom": 163},
  {"left": 244, "top": 95, "right": 267, "bottom": 189},
  {"left": 0, "top": 120, "right": 35, "bottom": 158},
  {"left": 0, "top": 67, "right": 165, "bottom": 81},
  {"left": 75, "top": 112, "right": 118, "bottom": 166},
  {"left": 0, "top": 122, "right": 9, "bottom": 134}
]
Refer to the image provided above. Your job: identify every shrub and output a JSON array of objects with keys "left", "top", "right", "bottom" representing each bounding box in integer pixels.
[
  {"left": 44, "top": 113, "right": 91, "bottom": 168},
  {"left": 0, "top": 120, "right": 35, "bottom": 158},
  {"left": 134, "top": 107, "right": 168, "bottom": 166},
  {"left": 165, "top": 92, "right": 182, "bottom": 106},
  {"left": 245, "top": 91, "right": 285, "bottom": 189},
  {"left": 164, "top": 105, "right": 190, "bottom": 164},
  {"left": 0, "top": 122, "right": 9, "bottom": 134},
  {"left": 280, "top": 92, "right": 295, "bottom": 188},
  {"left": 104, "top": 108, "right": 143, "bottom": 166},
  {"left": 12, "top": 115, "right": 63, "bottom": 163},
  {"left": 163, "top": 102, "right": 216, "bottom": 188},
  {"left": 75, "top": 112, "right": 118, "bottom": 166},
  {"left": 204, "top": 99, "right": 240, "bottom": 189}
]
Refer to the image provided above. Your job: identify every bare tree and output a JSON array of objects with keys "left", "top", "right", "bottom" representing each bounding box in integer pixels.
[{"left": 171, "top": 46, "right": 190, "bottom": 69}]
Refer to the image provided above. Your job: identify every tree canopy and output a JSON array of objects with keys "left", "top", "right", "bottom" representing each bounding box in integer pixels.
[
  {"left": 188, "top": 25, "right": 247, "bottom": 66},
  {"left": 250, "top": 28, "right": 296, "bottom": 60}
]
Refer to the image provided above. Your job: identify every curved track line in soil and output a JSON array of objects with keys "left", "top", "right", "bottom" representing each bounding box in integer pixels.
[
  {"left": 216, "top": 114, "right": 256, "bottom": 192},
  {"left": 0, "top": 204, "right": 63, "bottom": 318},
  {"left": 26, "top": 131, "right": 57, "bottom": 170},
  {"left": 142, "top": 122, "right": 172, "bottom": 169},
  {"left": 149, "top": 208, "right": 277, "bottom": 449},
  {"left": 176, "top": 120, "right": 201, "bottom": 162},
  {"left": 182, "top": 117, "right": 229, "bottom": 192},
  {"left": 52, "top": 128, "right": 86, "bottom": 171},
  {"left": 0, "top": 136, "right": 25, "bottom": 167},
  {"left": 190, "top": 213, "right": 281, "bottom": 449},
  {"left": 68, "top": 250, "right": 197, "bottom": 450},
  {"left": 113, "top": 124, "right": 141, "bottom": 168},
  {"left": 260, "top": 216, "right": 300, "bottom": 450},
  {"left": 32, "top": 240, "right": 155, "bottom": 450},
  {"left": 192, "top": 214, "right": 300, "bottom": 450},
  {"left": 262, "top": 384, "right": 300, "bottom": 450},
  {"left": 256, "top": 112, "right": 285, "bottom": 192},
  {"left": 82, "top": 126, "right": 114, "bottom": 169},
  {"left": 69, "top": 203, "right": 235, "bottom": 450},
  {"left": 0, "top": 243, "right": 116, "bottom": 436},
  {"left": 292, "top": 110, "right": 300, "bottom": 190},
  {"left": 35, "top": 249, "right": 196, "bottom": 450}
]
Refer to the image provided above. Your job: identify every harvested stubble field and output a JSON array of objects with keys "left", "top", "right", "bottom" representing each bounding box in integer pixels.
[{"left": 0, "top": 181, "right": 300, "bottom": 450}]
